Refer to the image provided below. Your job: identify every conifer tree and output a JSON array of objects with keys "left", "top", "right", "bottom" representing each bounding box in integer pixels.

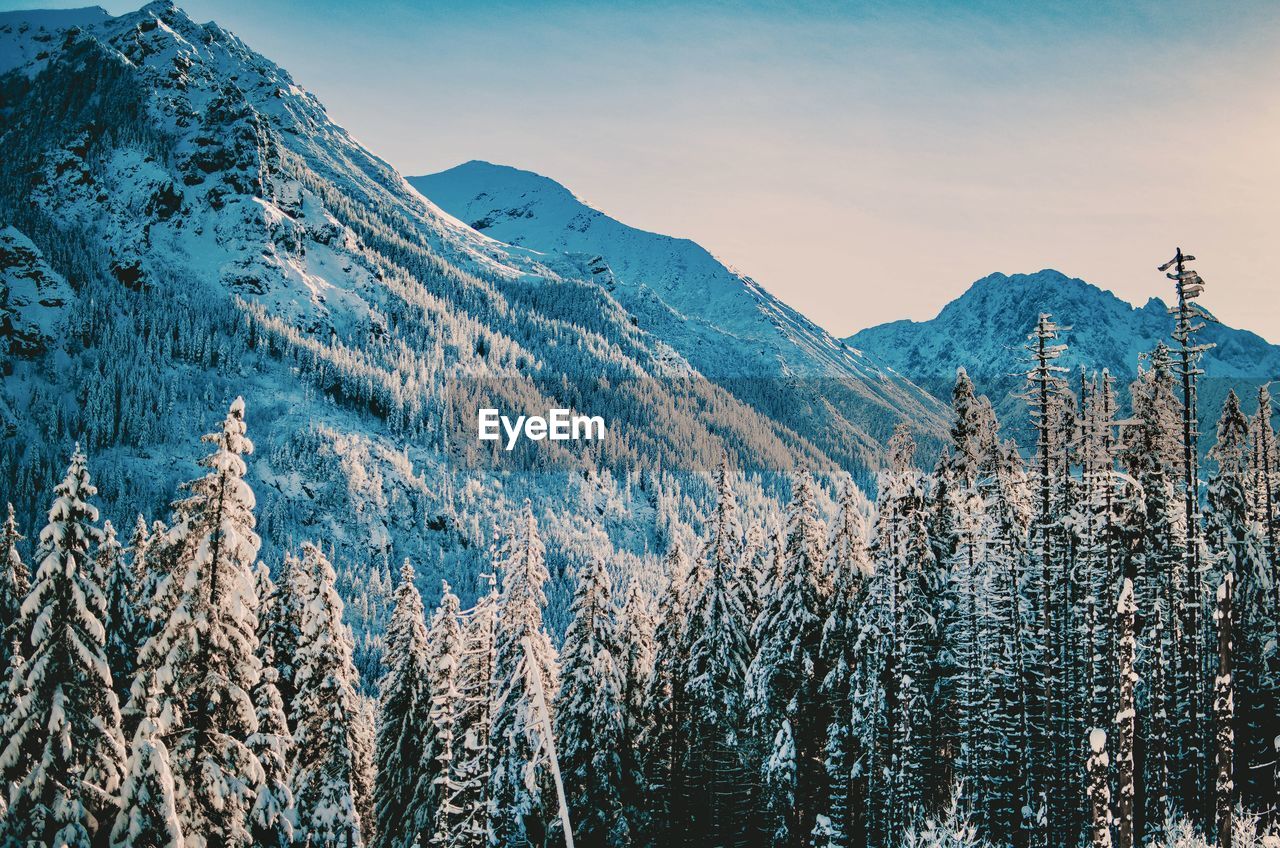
[
  {"left": 618, "top": 576, "right": 657, "bottom": 835},
  {"left": 250, "top": 565, "right": 295, "bottom": 848},
  {"left": 453, "top": 573, "right": 497, "bottom": 848},
  {"left": 648, "top": 541, "right": 693, "bottom": 843},
  {"left": 1206, "top": 391, "right": 1271, "bottom": 811},
  {"left": 683, "top": 456, "right": 752, "bottom": 846},
  {"left": 748, "top": 470, "right": 830, "bottom": 845},
  {"left": 0, "top": 503, "right": 28, "bottom": 669},
  {"left": 868, "top": 426, "right": 941, "bottom": 846},
  {"left": 375, "top": 560, "right": 432, "bottom": 848},
  {"left": 261, "top": 549, "right": 303, "bottom": 729},
  {"left": 424, "top": 583, "right": 464, "bottom": 847},
  {"left": 489, "top": 501, "right": 560, "bottom": 847},
  {"left": 0, "top": 446, "right": 126, "bottom": 847},
  {"left": 292, "top": 541, "right": 368, "bottom": 848},
  {"left": 110, "top": 694, "right": 184, "bottom": 848},
  {"left": 127, "top": 397, "right": 264, "bottom": 845},
  {"left": 557, "top": 559, "right": 629, "bottom": 847},
  {"left": 1121, "top": 347, "right": 1185, "bottom": 833},
  {"left": 815, "top": 481, "right": 873, "bottom": 848},
  {"left": 100, "top": 520, "right": 139, "bottom": 708}
]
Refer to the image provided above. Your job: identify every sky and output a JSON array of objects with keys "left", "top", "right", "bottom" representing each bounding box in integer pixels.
[{"left": 5, "top": 0, "right": 1279, "bottom": 340}]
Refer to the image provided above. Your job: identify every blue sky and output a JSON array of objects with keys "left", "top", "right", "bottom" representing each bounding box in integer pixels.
[{"left": 5, "top": 0, "right": 1279, "bottom": 339}]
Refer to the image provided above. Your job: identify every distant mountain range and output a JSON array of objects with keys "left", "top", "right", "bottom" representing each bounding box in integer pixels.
[{"left": 845, "top": 269, "right": 1280, "bottom": 443}]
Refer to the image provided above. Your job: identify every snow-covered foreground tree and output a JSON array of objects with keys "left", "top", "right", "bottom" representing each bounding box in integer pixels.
[
  {"left": 0, "top": 447, "right": 125, "bottom": 847},
  {"left": 127, "top": 397, "right": 265, "bottom": 845},
  {"left": 292, "top": 542, "right": 373, "bottom": 848},
  {"left": 488, "top": 501, "right": 562, "bottom": 847}
]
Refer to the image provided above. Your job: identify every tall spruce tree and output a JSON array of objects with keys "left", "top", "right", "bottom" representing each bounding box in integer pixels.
[
  {"left": 250, "top": 565, "right": 295, "bottom": 848},
  {"left": 557, "top": 559, "right": 629, "bottom": 847},
  {"left": 868, "top": 426, "right": 941, "bottom": 846},
  {"left": 452, "top": 573, "right": 497, "bottom": 848},
  {"left": 0, "top": 447, "right": 126, "bottom": 848},
  {"left": 747, "top": 470, "right": 830, "bottom": 845},
  {"left": 0, "top": 503, "right": 28, "bottom": 670},
  {"left": 683, "top": 456, "right": 752, "bottom": 847},
  {"left": 292, "top": 541, "right": 368, "bottom": 848},
  {"left": 618, "top": 576, "right": 657, "bottom": 839},
  {"left": 127, "top": 397, "right": 265, "bottom": 845},
  {"left": 100, "top": 520, "right": 140, "bottom": 709},
  {"left": 647, "top": 540, "right": 694, "bottom": 844},
  {"left": 423, "top": 584, "right": 465, "bottom": 847},
  {"left": 814, "top": 480, "right": 873, "bottom": 848},
  {"left": 489, "top": 501, "right": 561, "bottom": 847},
  {"left": 1207, "top": 391, "right": 1271, "bottom": 812},
  {"left": 375, "top": 560, "right": 432, "bottom": 848}
]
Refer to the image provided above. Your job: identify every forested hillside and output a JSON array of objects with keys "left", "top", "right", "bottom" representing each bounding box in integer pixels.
[{"left": 0, "top": 1, "right": 911, "bottom": 673}]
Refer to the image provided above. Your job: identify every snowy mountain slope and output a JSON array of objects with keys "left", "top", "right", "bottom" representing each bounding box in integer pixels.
[
  {"left": 0, "top": 226, "right": 72, "bottom": 363},
  {"left": 846, "top": 269, "right": 1280, "bottom": 442},
  {"left": 0, "top": 1, "right": 866, "bottom": 663},
  {"left": 410, "top": 161, "right": 948, "bottom": 473}
]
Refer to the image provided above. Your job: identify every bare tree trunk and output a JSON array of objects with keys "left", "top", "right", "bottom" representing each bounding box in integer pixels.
[
  {"left": 1214, "top": 573, "right": 1235, "bottom": 848},
  {"left": 1115, "top": 578, "right": 1138, "bottom": 848},
  {"left": 1088, "top": 728, "right": 1114, "bottom": 848}
]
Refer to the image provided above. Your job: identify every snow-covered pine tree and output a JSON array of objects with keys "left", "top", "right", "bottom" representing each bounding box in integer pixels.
[
  {"left": 868, "top": 426, "right": 941, "bottom": 847},
  {"left": 260, "top": 548, "right": 303, "bottom": 729},
  {"left": 814, "top": 480, "right": 873, "bottom": 848},
  {"left": 1250, "top": 385, "right": 1277, "bottom": 574},
  {"left": 1086, "top": 729, "right": 1113, "bottom": 848},
  {"left": 1023, "top": 313, "right": 1071, "bottom": 844},
  {"left": 126, "top": 397, "right": 264, "bottom": 845},
  {"left": 647, "top": 540, "right": 693, "bottom": 844},
  {"left": 110, "top": 694, "right": 184, "bottom": 848},
  {"left": 1121, "top": 346, "right": 1185, "bottom": 833},
  {"left": 452, "top": 573, "right": 497, "bottom": 848},
  {"left": 489, "top": 501, "right": 561, "bottom": 847},
  {"left": 978, "top": 433, "right": 1035, "bottom": 844},
  {"left": 618, "top": 576, "right": 657, "bottom": 837},
  {"left": 1166, "top": 250, "right": 1215, "bottom": 825},
  {"left": 683, "top": 455, "right": 752, "bottom": 847},
  {"left": 557, "top": 559, "right": 629, "bottom": 847},
  {"left": 0, "top": 503, "right": 28, "bottom": 670},
  {"left": 1206, "top": 391, "right": 1271, "bottom": 813},
  {"left": 747, "top": 470, "right": 830, "bottom": 846},
  {"left": 1079, "top": 371, "right": 1122, "bottom": 736},
  {"left": 424, "top": 583, "right": 464, "bottom": 847},
  {"left": 250, "top": 565, "right": 295, "bottom": 848},
  {"left": 100, "top": 520, "right": 139, "bottom": 708},
  {"left": 374, "top": 560, "right": 432, "bottom": 848},
  {"left": 292, "top": 541, "right": 368, "bottom": 848},
  {"left": 0, "top": 446, "right": 126, "bottom": 848}
]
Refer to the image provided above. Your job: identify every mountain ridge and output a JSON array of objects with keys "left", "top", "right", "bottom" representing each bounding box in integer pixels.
[
  {"left": 411, "top": 160, "right": 949, "bottom": 475},
  {"left": 846, "top": 268, "right": 1280, "bottom": 441}
]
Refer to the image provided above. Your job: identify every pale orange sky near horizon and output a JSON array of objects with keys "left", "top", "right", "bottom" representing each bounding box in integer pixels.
[{"left": 12, "top": 0, "right": 1280, "bottom": 342}]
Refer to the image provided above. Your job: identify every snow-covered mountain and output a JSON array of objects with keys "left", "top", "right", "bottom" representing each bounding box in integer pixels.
[
  {"left": 411, "top": 161, "right": 947, "bottom": 474},
  {"left": 0, "top": 2, "right": 906, "bottom": 662},
  {"left": 846, "top": 269, "right": 1280, "bottom": 442}
]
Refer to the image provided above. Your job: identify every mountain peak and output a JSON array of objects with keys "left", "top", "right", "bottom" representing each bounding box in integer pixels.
[{"left": 848, "top": 268, "right": 1280, "bottom": 440}]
